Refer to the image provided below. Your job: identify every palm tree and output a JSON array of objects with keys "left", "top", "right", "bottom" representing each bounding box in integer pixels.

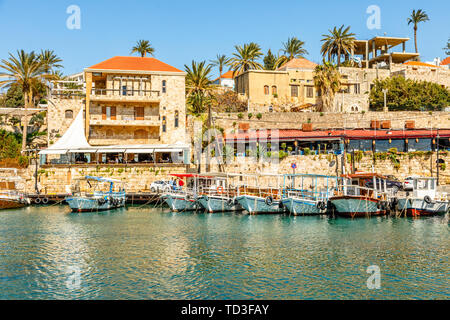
[
  {"left": 131, "top": 40, "right": 155, "bottom": 57},
  {"left": 228, "top": 42, "right": 263, "bottom": 74},
  {"left": 313, "top": 61, "right": 341, "bottom": 112},
  {"left": 210, "top": 54, "right": 230, "bottom": 81},
  {"left": 275, "top": 37, "right": 308, "bottom": 68},
  {"left": 39, "top": 50, "right": 63, "bottom": 74},
  {"left": 407, "top": 9, "right": 430, "bottom": 55},
  {"left": 0, "top": 50, "right": 46, "bottom": 150},
  {"left": 185, "top": 61, "right": 213, "bottom": 115},
  {"left": 320, "top": 25, "right": 356, "bottom": 67}
]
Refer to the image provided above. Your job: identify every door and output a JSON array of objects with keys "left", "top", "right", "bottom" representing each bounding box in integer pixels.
[{"left": 134, "top": 107, "right": 144, "bottom": 120}]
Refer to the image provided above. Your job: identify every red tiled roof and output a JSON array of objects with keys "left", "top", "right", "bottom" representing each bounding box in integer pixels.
[
  {"left": 403, "top": 61, "right": 439, "bottom": 68},
  {"left": 277, "top": 58, "right": 318, "bottom": 71},
  {"left": 214, "top": 70, "right": 238, "bottom": 82},
  {"left": 225, "top": 129, "right": 450, "bottom": 141},
  {"left": 86, "top": 56, "right": 183, "bottom": 73},
  {"left": 441, "top": 57, "right": 450, "bottom": 66}
]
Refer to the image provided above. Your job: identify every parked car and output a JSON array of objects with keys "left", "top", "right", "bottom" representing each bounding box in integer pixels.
[
  {"left": 403, "top": 176, "right": 417, "bottom": 191},
  {"left": 364, "top": 176, "right": 403, "bottom": 193},
  {"left": 150, "top": 181, "right": 173, "bottom": 193}
]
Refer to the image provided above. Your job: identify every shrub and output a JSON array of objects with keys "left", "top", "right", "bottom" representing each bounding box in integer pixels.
[
  {"left": 256, "top": 113, "right": 262, "bottom": 120},
  {"left": 320, "top": 112, "right": 324, "bottom": 117},
  {"left": 303, "top": 148, "right": 311, "bottom": 156},
  {"left": 248, "top": 113, "right": 253, "bottom": 119},
  {"left": 237, "top": 113, "right": 243, "bottom": 119},
  {"left": 18, "top": 155, "right": 29, "bottom": 167}
]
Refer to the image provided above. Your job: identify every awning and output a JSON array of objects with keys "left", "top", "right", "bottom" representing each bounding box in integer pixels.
[
  {"left": 124, "top": 149, "right": 154, "bottom": 154},
  {"left": 99, "top": 149, "right": 126, "bottom": 153},
  {"left": 39, "top": 149, "right": 68, "bottom": 155},
  {"left": 154, "top": 148, "right": 183, "bottom": 153},
  {"left": 69, "top": 149, "right": 98, "bottom": 153}
]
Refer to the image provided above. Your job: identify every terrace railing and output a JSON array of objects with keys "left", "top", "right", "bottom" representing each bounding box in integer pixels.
[{"left": 91, "top": 88, "right": 160, "bottom": 98}]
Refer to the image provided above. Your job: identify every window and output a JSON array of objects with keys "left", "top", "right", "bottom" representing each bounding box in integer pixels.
[
  {"left": 122, "top": 85, "right": 127, "bottom": 96},
  {"left": 134, "top": 106, "right": 144, "bottom": 120},
  {"left": 65, "top": 110, "right": 73, "bottom": 119},
  {"left": 264, "top": 85, "right": 269, "bottom": 95},
  {"left": 174, "top": 110, "right": 179, "bottom": 128},
  {"left": 291, "top": 86, "right": 298, "bottom": 97},
  {"left": 162, "top": 116, "right": 166, "bottom": 133},
  {"left": 354, "top": 84, "right": 361, "bottom": 94},
  {"left": 102, "top": 106, "right": 116, "bottom": 120},
  {"left": 272, "top": 86, "right": 277, "bottom": 95},
  {"left": 162, "top": 80, "right": 167, "bottom": 93},
  {"left": 306, "top": 86, "right": 314, "bottom": 98}
]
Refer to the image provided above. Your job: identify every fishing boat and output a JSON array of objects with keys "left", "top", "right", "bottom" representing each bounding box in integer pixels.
[
  {"left": 65, "top": 176, "right": 126, "bottom": 212},
  {"left": 235, "top": 174, "right": 285, "bottom": 214},
  {"left": 396, "top": 177, "right": 449, "bottom": 217},
  {"left": 0, "top": 169, "right": 30, "bottom": 210},
  {"left": 161, "top": 174, "right": 202, "bottom": 212},
  {"left": 329, "top": 173, "right": 390, "bottom": 218},
  {"left": 196, "top": 173, "right": 243, "bottom": 213},
  {"left": 281, "top": 174, "right": 339, "bottom": 215}
]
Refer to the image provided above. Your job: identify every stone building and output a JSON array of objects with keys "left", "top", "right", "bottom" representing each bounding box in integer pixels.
[
  {"left": 44, "top": 56, "right": 189, "bottom": 165},
  {"left": 234, "top": 58, "right": 320, "bottom": 113}
]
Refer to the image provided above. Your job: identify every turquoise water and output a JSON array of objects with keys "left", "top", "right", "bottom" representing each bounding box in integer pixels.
[{"left": 0, "top": 205, "right": 448, "bottom": 300}]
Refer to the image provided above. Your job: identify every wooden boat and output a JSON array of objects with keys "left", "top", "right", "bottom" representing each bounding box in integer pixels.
[
  {"left": 329, "top": 173, "right": 390, "bottom": 218},
  {"left": 281, "top": 174, "right": 339, "bottom": 216},
  {"left": 65, "top": 176, "right": 126, "bottom": 212},
  {"left": 0, "top": 169, "right": 30, "bottom": 210},
  {"left": 396, "top": 177, "right": 449, "bottom": 217},
  {"left": 196, "top": 173, "right": 243, "bottom": 213},
  {"left": 234, "top": 174, "right": 285, "bottom": 214},
  {"left": 161, "top": 174, "right": 201, "bottom": 212}
]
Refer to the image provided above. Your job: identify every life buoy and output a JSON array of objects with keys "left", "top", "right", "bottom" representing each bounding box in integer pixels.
[
  {"left": 41, "top": 197, "right": 49, "bottom": 204},
  {"left": 34, "top": 197, "right": 41, "bottom": 204},
  {"left": 265, "top": 196, "right": 273, "bottom": 206},
  {"left": 317, "top": 201, "right": 326, "bottom": 211},
  {"left": 424, "top": 196, "right": 432, "bottom": 204},
  {"left": 278, "top": 201, "right": 284, "bottom": 209},
  {"left": 98, "top": 197, "right": 106, "bottom": 205},
  {"left": 217, "top": 186, "right": 224, "bottom": 194}
]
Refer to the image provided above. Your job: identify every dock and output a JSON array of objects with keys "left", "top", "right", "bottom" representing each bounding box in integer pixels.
[{"left": 27, "top": 192, "right": 165, "bottom": 205}]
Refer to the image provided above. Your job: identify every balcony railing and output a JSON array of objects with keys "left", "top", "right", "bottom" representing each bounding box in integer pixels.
[{"left": 91, "top": 88, "right": 160, "bottom": 99}]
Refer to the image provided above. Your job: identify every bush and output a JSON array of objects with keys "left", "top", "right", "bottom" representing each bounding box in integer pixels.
[
  {"left": 18, "top": 156, "right": 29, "bottom": 167},
  {"left": 237, "top": 113, "right": 243, "bottom": 119},
  {"left": 303, "top": 148, "right": 311, "bottom": 156},
  {"left": 256, "top": 113, "right": 262, "bottom": 120},
  {"left": 248, "top": 113, "right": 253, "bottom": 119}
]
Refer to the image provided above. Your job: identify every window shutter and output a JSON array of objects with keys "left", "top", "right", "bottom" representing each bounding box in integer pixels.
[
  {"left": 102, "top": 106, "right": 106, "bottom": 120},
  {"left": 111, "top": 106, "right": 116, "bottom": 120}
]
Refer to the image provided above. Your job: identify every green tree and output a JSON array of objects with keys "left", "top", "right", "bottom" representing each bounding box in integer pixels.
[
  {"left": 263, "top": 49, "right": 277, "bottom": 70},
  {"left": 407, "top": 9, "right": 430, "bottom": 56},
  {"left": 228, "top": 42, "right": 263, "bottom": 74},
  {"left": 370, "top": 76, "right": 450, "bottom": 111},
  {"left": 131, "top": 40, "right": 155, "bottom": 57},
  {"left": 276, "top": 37, "right": 308, "bottom": 68},
  {"left": 443, "top": 37, "right": 450, "bottom": 55},
  {"left": 210, "top": 54, "right": 230, "bottom": 80},
  {"left": 0, "top": 50, "right": 46, "bottom": 150},
  {"left": 321, "top": 25, "right": 356, "bottom": 67},
  {"left": 313, "top": 61, "right": 341, "bottom": 112},
  {"left": 185, "top": 61, "right": 214, "bottom": 115},
  {"left": 0, "top": 129, "right": 21, "bottom": 160}
]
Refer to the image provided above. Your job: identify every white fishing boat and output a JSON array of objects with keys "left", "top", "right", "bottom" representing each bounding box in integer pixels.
[
  {"left": 330, "top": 173, "right": 390, "bottom": 218},
  {"left": 235, "top": 174, "right": 285, "bottom": 214},
  {"left": 0, "top": 169, "right": 30, "bottom": 210},
  {"left": 65, "top": 176, "right": 126, "bottom": 212},
  {"left": 396, "top": 177, "right": 449, "bottom": 217},
  {"left": 161, "top": 174, "right": 201, "bottom": 212},
  {"left": 196, "top": 173, "right": 243, "bottom": 213},
  {"left": 281, "top": 174, "right": 339, "bottom": 216}
]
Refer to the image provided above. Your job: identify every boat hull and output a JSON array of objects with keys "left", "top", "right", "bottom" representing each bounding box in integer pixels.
[
  {"left": 66, "top": 193, "right": 126, "bottom": 212},
  {"left": 162, "top": 194, "right": 200, "bottom": 212},
  {"left": 197, "top": 195, "right": 243, "bottom": 213},
  {"left": 330, "top": 196, "right": 385, "bottom": 218},
  {"left": 236, "top": 195, "right": 284, "bottom": 214},
  {"left": 0, "top": 198, "right": 26, "bottom": 210},
  {"left": 282, "top": 198, "right": 324, "bottom": 216},
  {"left": 397, "top": 198, "right": 449, "bottom": 217}
]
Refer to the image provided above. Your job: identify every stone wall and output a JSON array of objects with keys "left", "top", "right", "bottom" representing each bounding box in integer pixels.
[
  {"left": 205, "top": 111, "right": 450, "bottom": 133},
  {"left": 47, "top": 98, "right": 84, "bottom": 146}
]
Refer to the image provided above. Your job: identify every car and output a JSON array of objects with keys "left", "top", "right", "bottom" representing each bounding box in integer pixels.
[
  {"left": 403, "top": 176, "right": 416, "bottom": 191},
  {"left": 364, "top": 176, "right": 403, "bottom": 194},
  {"left": 150, "top": 181, "right": 173, "bottom": 193}
]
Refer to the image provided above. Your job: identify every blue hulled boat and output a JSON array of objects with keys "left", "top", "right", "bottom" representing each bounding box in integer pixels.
[{"left": 65, "top": 176, "right": 126, "bottom": 212}]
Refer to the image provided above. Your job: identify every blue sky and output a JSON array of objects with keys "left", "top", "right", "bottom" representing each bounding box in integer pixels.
[{"left": 0, "top": 0, "right": 449, "bottom": 77}]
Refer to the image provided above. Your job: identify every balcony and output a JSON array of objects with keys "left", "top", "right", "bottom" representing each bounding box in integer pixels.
[
  {"left": 90, "top": 115, "right": 160, "bottom": 127},
  {"left": 90, "top": 88, "right": 160, "bottom": 103}
]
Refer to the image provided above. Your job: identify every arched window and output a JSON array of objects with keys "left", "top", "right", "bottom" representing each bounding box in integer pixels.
[
  {"left": 174, "top": 110, "right": 179, "bottom": 128},
  {"left": 65, "top": 110, "right": 73, "bottom": 119},
  {"left": 264, "top": 85, "right": 269, "bottom": 95},
  {"left": 162, "top": 80, "right": 167, "bottom": 94},
  {"left": 162, "top": 116, "right": 166, "bottom": 133},
  {"left": 134, "top": 129, "right": 148, "bottom": 140},
  {"left": 272, "top": 86, "right": 277, "bottom": 95}
]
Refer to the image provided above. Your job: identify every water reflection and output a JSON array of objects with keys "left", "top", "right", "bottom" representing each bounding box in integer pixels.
[{"left": 0, "top": 206, "right": 448, "bottom": 299}]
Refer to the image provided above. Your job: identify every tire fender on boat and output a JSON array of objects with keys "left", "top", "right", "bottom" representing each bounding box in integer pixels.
[
  {"left": 41, "top": 197, "right": 49, "bottom": 204},
  {"left": 265, "top": 196, "right": 273, "bottom": 206},
  {"left": 34, "top": 197, "right": 41, "bottom": 204},
  {"left": 317, "top": 201, "right": 326, "bottom": 211},
  {"left": 424, "top": 196, "right": 432, "bottom": 204},
  {"left": 227, "top": 198, "right": 234, "bottom": 207}
]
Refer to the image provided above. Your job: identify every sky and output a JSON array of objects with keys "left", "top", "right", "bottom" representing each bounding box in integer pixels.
[{"left": 0, "top": 0, "right": 449, "bottom": 78}]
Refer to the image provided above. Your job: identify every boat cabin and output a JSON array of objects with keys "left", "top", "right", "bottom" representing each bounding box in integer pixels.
[
  {"left": 343, "top": 173, "right": 387, "bottom": 198},
  {"left": 411, "top": 177, "right": 437, "bottom": 199}
]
